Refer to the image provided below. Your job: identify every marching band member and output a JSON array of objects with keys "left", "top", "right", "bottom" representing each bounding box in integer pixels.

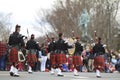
[
  {"left": 55, "top": 33, "right": 72, "bottom": 76},
  {"left": 93, "top": 37, "right": 105, "bottom": 78},
  {"left": 8, "top": 24, "right": 25, "bottom": 77},
  {"left": 48, "top": 37, "right": 56, "bottom": 74},
  {"left": 26, "top": 34, "right": 40, "bottom": 73},
  {"left": 72, "top": 37, "right": 83, "bottom": 76}
]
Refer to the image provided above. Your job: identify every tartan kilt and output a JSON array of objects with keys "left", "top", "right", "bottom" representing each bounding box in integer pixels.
[
  {"left": 50, "top": 54, "right": 57, "bottom": 65},
  {"left": 72, "top": 56, "right": 83, "bottom": 65},
  {"left": 26, "top": 53, "right": 37, "bottom": 63},
  {"left": 94, "top": 56, "right": 105, "bottom": 71},
  {"left": 8, "top": 47, "right": 18, "bottom": 63},
  {"left": 56, "top": 53, "right": 66, "bottom": 64}
]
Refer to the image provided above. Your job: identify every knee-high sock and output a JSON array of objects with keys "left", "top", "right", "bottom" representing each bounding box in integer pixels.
[
  {"left": 57, "top": 68, "right": 62, "bottom": 75},
  {"left": 74, "top": 68, "right": 78, "bottom": 75},
  {"left": 51, "top": 68, "right": 55, "bottom": 74},
  {"left": 96, "top": 69, "right": 101, "bottom": 76},
  {"left": 10, "top": 65, "right": 14, "bottom": 73},
  {"left": 14, "top": 67, "right": 19, "bottom": 75},
  {"left": 28, "top": 65, "right": 32, "bottom": 72}
]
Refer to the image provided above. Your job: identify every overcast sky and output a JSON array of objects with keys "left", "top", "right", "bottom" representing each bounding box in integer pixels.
[{"left": 0, "top": 0, "right": 55, "bottom": 37}]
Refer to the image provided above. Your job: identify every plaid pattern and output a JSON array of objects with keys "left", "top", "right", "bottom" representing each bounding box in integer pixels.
[
  {"left": 27, "top": 53, "right": 37, "bottom": 67},
  {"left": 94, "top": 56, "right": 105, "bottom": 71},
  {"left": 0, "top": 42, "right": 7, "bottom": 57},
  {"left": 72, "top": 56, "right": 82, "bottom": 65},
  {"left": 8, "top": 47, "right": 18, "bottom": 62},
  {"left": 56, "top": 53, "right": 66, "bottom": 64},
  {"left": 50, "top": 54, "right": 57, "bottom": 65},
  {"left": 27, "top": 53, "right": 37, "bottom": 63}
]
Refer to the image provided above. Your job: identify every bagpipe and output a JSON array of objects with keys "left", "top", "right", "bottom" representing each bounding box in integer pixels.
[{"left": 18, "top": 35, "right": 27, "bottom": 62}]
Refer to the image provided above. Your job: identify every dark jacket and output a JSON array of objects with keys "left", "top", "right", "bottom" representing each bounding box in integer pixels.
[
  {"left": 26, "top": 39, "right": 40, "bottom": 50},
  {"left": 48, "top": 40, "right": 56, "bottom": 52},
  {"left": 74, "top": 41, "right": 83, "bottom": 56},
  {"left": 55, "top": 38, "right": 72, "bottom": 54},
  {"left": 8, "top": 32, "right": 24, "bottom": 48},
  {"left": 93, "top": 43, "right": 105, "bottom": 56}
]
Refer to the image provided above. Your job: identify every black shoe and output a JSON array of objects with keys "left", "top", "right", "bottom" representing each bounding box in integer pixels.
[
  {"left": 50, "top": 73, "right": 55, "bottom": 75},
  {"left": 10, "top": 72, "right": 14, "bottom": 76},
  {"left": 74, "top": 74, "right": 79, "bottom": 76},
  {"left": 28, "top": 72, "right": 33, "bottom": 74},
  {"left": 96, "top": 76, "right": 101, "bottom": 78},
  {"left": 57, "top": 74, "right": 64, "bottom": 77}
]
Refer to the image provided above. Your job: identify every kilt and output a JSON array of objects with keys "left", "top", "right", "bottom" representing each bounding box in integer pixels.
[
  {"left": 26, "top": 53, "right": 37, "bottom": 67},
  {"left": 26, "top": 53, "right": 37, "bottom": 63},
  {"left": 50, "top": 54, "right": 57, "bottom": 65},
  {"left": 56, "top": 53, "right": 66, "bottom": 64},
  {"left": 8, "top": 47, "right": 18, "bottom": 63},
  {"left": 0, "top": 42, "right": 7, "bottom": 57},
  {"left": 94, "top": 56, "right": 105, "bottom": 71},
  {"left": 72, "top": 56, "right": 82, "bottom": 65}
]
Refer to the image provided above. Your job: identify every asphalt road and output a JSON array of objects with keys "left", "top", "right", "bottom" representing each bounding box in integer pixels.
[{"left": 0, "top": 71, "right": 120, "bottom": 80}]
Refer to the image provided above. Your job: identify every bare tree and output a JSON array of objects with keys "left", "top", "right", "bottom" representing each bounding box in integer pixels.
[
  {"left": 36, "top": 0, "right": 120, "bottom": 50},
  {"left": 0, "top": 13, "right": 12, "bottom": 42}
]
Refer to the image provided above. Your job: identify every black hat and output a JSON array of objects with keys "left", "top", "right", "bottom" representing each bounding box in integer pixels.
[
  {"left": 76, "top": 36, "right": 80, "bottom": 39},
  {"left": 31, "top": 34, "right": 34, "bottom": 37},
  {"left": 51, "top": 36, "right": 54, "bottom": 39},
  {"left": 58, "top": 32, "right": 63, "bottom": 37},
  {"left": 15, "top": 24, "right": 21, "bottom": 29},
  {"left": 98, "top": 37, "right": 101, "bottom": 41},
  {"left": 31, "top": 34, "right": 35, "bottom": 39}
]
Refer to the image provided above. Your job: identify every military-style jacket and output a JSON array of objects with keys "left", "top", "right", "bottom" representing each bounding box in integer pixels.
[
  {"left": 93, "top": 43, "right": 105, "bottom": 56},
  {"left": 55, "top": 38, "right": 72, "bottom": 54},
  {"left": 48, "top": 40, "right": 56, "bottom": 53},
  {"left": 26, "top": 39, "right": 40, "bottom": 53},
  {"left": 74, "top": 41, "right": 83, "bottom": 56},
  {"left": 8, "top": 32, "right": 24, "bottom": 50}
]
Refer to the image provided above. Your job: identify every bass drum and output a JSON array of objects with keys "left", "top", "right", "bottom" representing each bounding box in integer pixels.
[{"left": 67, "top": 38, "right": 76, "bottom": 55}]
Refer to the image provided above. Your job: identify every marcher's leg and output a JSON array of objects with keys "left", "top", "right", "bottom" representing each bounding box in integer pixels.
[
  {"left": 50, "top": 54, "right": 56, "bottom": 74},
  {"left": 9, "top": 65, "right": 15, "bottom": 76},
  {"left": 51, "top": 68, "right": 55, "bottom": 74},
  {"left": 14, "top": 67, "right": 19, "bottom": 77},
  {"left": 96, "top": 69, "right": 101, "bottom": 78},
  {"left": 57, "top": 64, "right": 64, "bottom": 76},
  {"left": 28, "top": 65, "right": 33, "bottom": 73},
  {"left": 74, "top": 65, "right": 79, "bottom": 76},
  {"left": 10, "top": 63, "right": 19, "bottom": 77}
]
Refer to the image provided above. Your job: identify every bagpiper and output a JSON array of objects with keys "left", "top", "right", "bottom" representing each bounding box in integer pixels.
[
  {"left": 93, "top": 37, "right": 105, "bottom": 78},
  {"left": 55, "top": 33, "right": 72, "bottom": 76},
  {"left": 48, "top": 37, "right": 56, "bottom": 74},
  {"left": 8, "top": 24, "right": 25, "bottom": 77},
  {"left": 72, "top": 37, "right": 83, "bottom": 76},
  {"left": 26, "top": 34, "right": 40, "bottom": 73}
]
